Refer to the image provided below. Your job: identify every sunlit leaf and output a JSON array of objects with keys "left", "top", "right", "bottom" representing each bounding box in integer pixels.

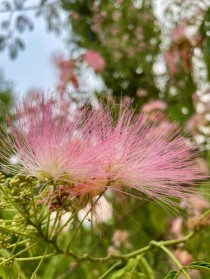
[
  {"left": 164, "top": 270, "right": 179, "bottom": 279},
  {"left": 187, "top": 261, "right": 210, "bottom": 273}
]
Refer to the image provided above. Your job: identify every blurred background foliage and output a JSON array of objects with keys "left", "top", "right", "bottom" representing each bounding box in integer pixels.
[
  {"left": 0, "top": 71, "right": 13, "bottom": 123},
  {"left": 0, "top": 0, "right": 210, "bottom": 278}
]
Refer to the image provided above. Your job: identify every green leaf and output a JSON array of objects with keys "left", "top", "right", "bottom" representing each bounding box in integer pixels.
[
  {"left": 124, "top": 271, "right": 146, "bottom": 279},
  {"left": 137, "top": 256, "right": 154, "bottom": 279},
  {"left": 111, "top": 259, "right": 136, "bottom": 279},
  {"left": 0, "top": 250, "right": 27, "bottom": 279},
  {"left": 187, "top": 261, "right": 210, "bottom": 273},
  {"left": 112, "top": 270, "right": 146, "bottom": 279},
  {"left": 111, "top": 259, "right": 150, "bottom": 279},
  {"left": 164, "top": 270, "right": 179, "bottom": 279},
  {"left": 111, "top": 268, "right": 127, "bottom": 279}
]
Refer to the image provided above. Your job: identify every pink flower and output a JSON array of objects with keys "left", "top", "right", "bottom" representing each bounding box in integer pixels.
[
  {"left": 122, "top": 95, "right": 132, "bottom": 105},
  {"left": 186, "top": 113, "right": 208, "bottom": 134},
  {"left": 170, "top": 217, "right": 183, "bottom": 238},
  {"left": 164, "top": 48, "right": 180, "bottom": 74},
  {"left": 53, "top": 54, "right": 79, "bottom": 91},
  {"left": 136, "top": 88, "right": 147, "bottom": 98},
  {"left": 165, "top": 22, "right": 193, "bottom": 74},
  {"left": 189, "top": 195, "right": 210, "bottom": 214},
  {"left": 83, "top": 50, "right": 106, "bottom": 73},
  {"left": 141, "top": 100, "right": 167, "bottom": 113},
  {"left": 195, "top": 158, "right": 209, "bottom": 176},
  {"left": 174, "top": 250, "right": 192, "bottom": 265},
  {"left": 112, "top": 230, "right": 132, "bottom": 249},
  {"left": 0, "top": 98, "right": 205, "bottom": 206},
  {"left": 171, "top": 22, "right": 188, "bottom": 43},
  {"left": 0, "top": 96, "right": 103, "bottom": 184},
  {"left": 83, "top": 104, "right": 204, "bottom": 204}
]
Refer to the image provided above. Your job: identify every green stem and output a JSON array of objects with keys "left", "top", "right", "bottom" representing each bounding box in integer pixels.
[
  {"left": 67, "top": 231, "right": 197, "bottom": 263},
  {"left": 66, "top": 194, "right": 102, "bottom": 252},
  {"left": 151, "top": 241, "right": 190, "bottom": 279},
  {"left": 8, "top": 238, "right": 30, "bottom": 248},
  {"left": 31, "top": 248, "right": 48, "bottom": 279},
  {"left": 0, "top": 253, "right": 55, "bottom": 261},
  {"left": 29, "top": 183, "right": 38, "bottom": 224},
  {"left": 49, "top": 210, "right": 60, "bottom": 239},
  {"left": 54, "top": 208, "right": 80, "bottom": 237},
  {"left": 45, "top": 211, "right": 51, "bottom": 238},
  {"left": 137, "top": 255, "right": 154, "bottom": 279},
  {"left": 0, "top": 225, "right": 39, "bottom": 239},
  {"left": 0, "top": 241, "right": 42, "bottom": 265},
  {"left": 11, "top": 235, "right": 22, "bottom": 256},
  {"left": 38, "top": 203, "right": 49, "bottom": 223},
  {"left": 0, "top": 185, "right": 27, "bottom": 219},
  {"left": 98, "top": 261, "right": 122, "bottom": 279}
]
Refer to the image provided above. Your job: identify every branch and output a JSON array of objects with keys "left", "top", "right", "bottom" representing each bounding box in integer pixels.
[
  {"left": 62, "top": 209, "right": 210, "bottom": 263},
  {"left": 0, "top": 0, "right": 60, "bottom": 14}
]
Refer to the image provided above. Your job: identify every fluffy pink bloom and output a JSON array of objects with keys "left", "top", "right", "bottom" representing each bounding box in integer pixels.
[
  {"left": 195, "top": 158, "right": 209, "bottom": 176},
  {"left": 83, "top": 50, "right": 106, "bottom": 73},
  {"left": 165, "top": 22, "right": 194, "bottom": 74},
  {"left": 0, "top": 97, "right": 103, "bottom": 185},
  {"left": 53, "top": 53, "right": 79, "bottom": 91},
  {"left": 171, "top": 22, "right": 188, "bottom": 43},
  {"left": 164, "top": 48, "right": 180, "bottom": 74},
  {"left": 141, "top": 100, "right": 167, "bottom": 113},
  {"left": 186, "top": 113, "right": 208, "bottom": 134},
  {"left": 0, "top": 97, "right": 204, "bottom": 205},
  {"left": 81, "top": 104, "right": 204, "bottom": 204}
]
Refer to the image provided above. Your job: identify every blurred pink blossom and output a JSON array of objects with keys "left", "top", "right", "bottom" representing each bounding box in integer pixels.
[
  {"left": 164, "top": 48, "right": 180, "bottom": 74},
  {"left": 165, "top": 22, "right": 195, "bottom": 74},
  {"left": 174, "top": 250, "right": 192, "bottom": 265},
  {"left": 53, "top": 54, "right": 79, "bottom": 91},
  {"left": 112, "top": 11, "right": 121, "bottom": 21},
  {"left": 83, "top": 50, "right": 106, "bottom": 73},
  {"left": 112, "top": 230, "right": 132, "bottom": 249},
  {"left": 171, "top": 22, "right": 188, "bottom": 43},
  {"left": 196, "top": 158, "right": 209, "bottom": 176},
  {"left": 189, "top": 195, "right": 210, "bottom": 214},
  {"left": 170, "top": 217, "right": 183, "bottom": 238},
  {"left": 186, "top": 113, "right": 208, "bottom": 134},
  {"left": 122, "top": 95, "right": 132, "bottom": 105},
  {"left": 69, "top": 11, "right": 80, "bottom": 20},
  {"left": 136, "top": 88, "right": 147, "bottom": 98},
  {"left": 141, "top": 100, "right": 167, "bottom": 113}
]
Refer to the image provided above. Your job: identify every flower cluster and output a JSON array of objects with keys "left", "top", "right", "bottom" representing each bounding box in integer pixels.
[
  {"left": 164, "top": 21, "right": 201, "bottom": 75},
  {"left": 83, "top": 50, "right": 106, "bottom": 73},
  {"left": 0, "top": 96, "right": 204, "bottom": 207}
]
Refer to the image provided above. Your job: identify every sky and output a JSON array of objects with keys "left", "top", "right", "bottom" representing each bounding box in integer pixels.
[
  {"left": 0, "top": 0, "right": 163, "bottom": 97},
  {"left": 0, "top": 2, "right": 68, "bottom": 96}
]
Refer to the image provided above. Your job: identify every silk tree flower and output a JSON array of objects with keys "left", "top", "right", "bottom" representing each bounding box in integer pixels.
[
  {"left": 0, "top": 97, "right": 205, "bottom": 206},
  {"left": 83, "top": 104, "right": 204, "bottom": 204},
  {"left": 0, "top": 97, "right": 104, "bottom": 185},
  {"left": 83, "top": 50, "right": 106, "bottom": 73},
  {"left": 141, "top": 99, "right": 167, "bottom": 113}
]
